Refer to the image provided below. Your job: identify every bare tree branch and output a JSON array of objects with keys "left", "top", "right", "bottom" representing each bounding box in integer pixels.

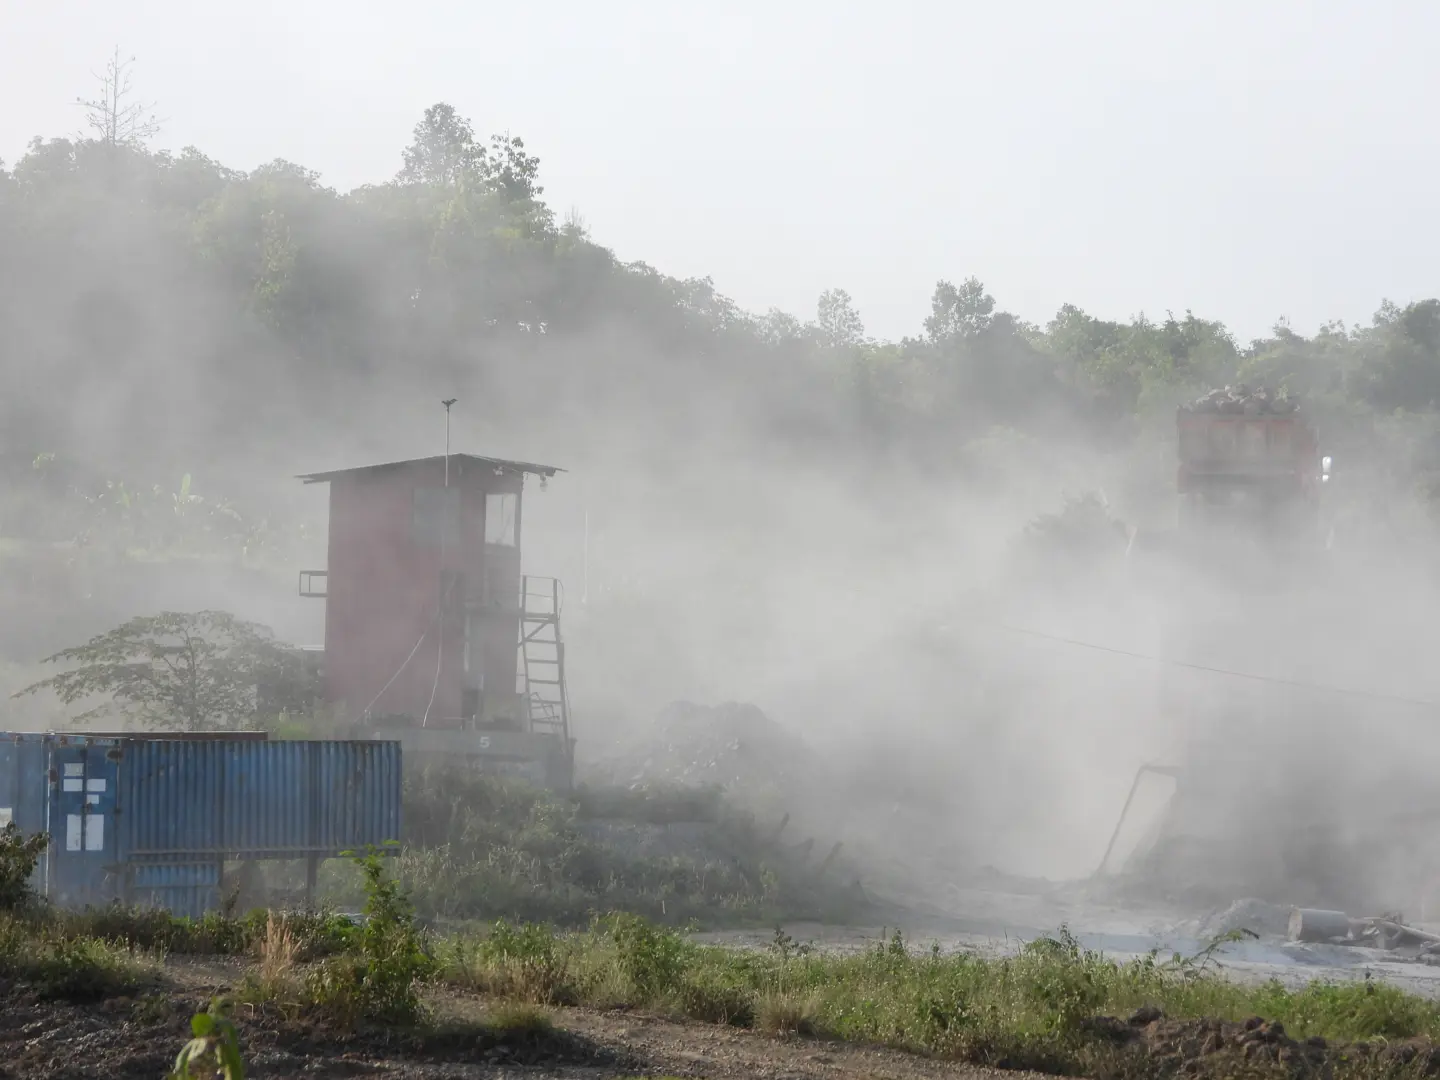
[{"left": 76, "top": 47, "right": 162, "bottom": 147}]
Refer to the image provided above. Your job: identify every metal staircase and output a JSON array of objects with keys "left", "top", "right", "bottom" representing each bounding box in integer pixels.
[{"left": 517, "top": 576, "right": 571, "bottom": 752}]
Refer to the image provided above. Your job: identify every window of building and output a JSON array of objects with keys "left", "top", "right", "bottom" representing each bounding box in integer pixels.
[
  {"left": 485, "top": 491, "right": 518, "bottom": 547},
  {"left": 413, "top": 487, "right": 460, "bottom": 547}
]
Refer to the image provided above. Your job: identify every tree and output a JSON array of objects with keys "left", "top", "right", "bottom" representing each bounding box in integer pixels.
[
  {"left": 76, "top": 47, "right": 161, "bottom": 147},
  {"left": 398, "top": 103, "right": 484, "bottom": 187},
  {"left": 925, "top": 277, "right": 994, "bottom": 343},
  {"left": 487, "top": 132, "right": 543, "bottom": 201},
  {"left": 816, "top": 288, "right": 865, "bottom": 349},
  {"left": 15, "top": 611, "right": 316, "bottom": 731}
]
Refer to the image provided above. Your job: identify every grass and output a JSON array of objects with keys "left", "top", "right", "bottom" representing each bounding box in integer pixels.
[
  {"left": 58, "top": 903, "right": 356, "bottom": 958},
  {"left": 0, "top": 911, "right": 158, "bottom": 1001},
  {"left": 431, "top": 920, "right": 1440, "bottom": 1077},
  {"left": 12, "top": 862, "right": 1438, "bottom": 1079},
  {"left": 7, "top": 806, "right": 1440, "bottom": 1078}
]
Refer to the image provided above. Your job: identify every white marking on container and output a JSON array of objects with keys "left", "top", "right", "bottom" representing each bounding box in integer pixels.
[
  {"left": 84, "top": 814, "right": 104, "bottom": 851},
  {"left": 63, "top": 763, "right": 83, "bottom": 777},
  {"left": 65, "top": 815, "right": 81, "bottom": 851},
  {"left": 0, "top": 808, "right": 13, "bottom": 828},
  {"left": 86, "top": 779, "right": 106, "bottom": 793},
  {"left": 62, "top": 779, "right": 82, "bottom": 793},
  {"left": 85, "top": 794, "right": 99, "bottom": 806}
]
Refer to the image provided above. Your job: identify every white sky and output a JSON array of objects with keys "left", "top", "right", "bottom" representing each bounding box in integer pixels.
[{"left": 3, "top": 0, "right": 1437, "bottom": 344}]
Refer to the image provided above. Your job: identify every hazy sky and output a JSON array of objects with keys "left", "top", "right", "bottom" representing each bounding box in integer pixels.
[{"left": 4, "top": 0, "right": 1437, "bottom": 344}]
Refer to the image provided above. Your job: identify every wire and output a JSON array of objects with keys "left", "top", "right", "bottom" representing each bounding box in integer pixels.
[
  {"left": 351, "top": 620, "right": 432, "bottom": 724},
  {"left": 981, "top": 620, "right": 1440, "bottom": 710},
  {"left": 421, "top": 572, "right": 457, "bottom": 728}
]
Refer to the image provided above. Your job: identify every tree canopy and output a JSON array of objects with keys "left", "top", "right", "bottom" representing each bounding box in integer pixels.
[
  {"left": 3, "top": 87, "right": 1440, "bottom": 521},
  {"left": 15, "top": 610, "right": 315, "bottom": 730}
]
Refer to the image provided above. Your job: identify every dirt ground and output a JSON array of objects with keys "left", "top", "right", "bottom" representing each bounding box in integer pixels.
[{"left": 0, "top": 958, "right": 1050, "bottom": 1080}]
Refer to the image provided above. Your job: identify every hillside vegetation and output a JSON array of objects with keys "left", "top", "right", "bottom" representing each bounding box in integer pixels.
[{"left": 4, "top": 100, "right": 1440, "bottom": 518}]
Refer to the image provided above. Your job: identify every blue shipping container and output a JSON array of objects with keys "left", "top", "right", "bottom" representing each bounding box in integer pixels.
[{"left": 0, "top": 734, "right": 402, "bottom": 916}]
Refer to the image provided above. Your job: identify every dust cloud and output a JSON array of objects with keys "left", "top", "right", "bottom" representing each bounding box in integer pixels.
[{"left": 3, "top": 99, "right": 1440, "bottom": 925}]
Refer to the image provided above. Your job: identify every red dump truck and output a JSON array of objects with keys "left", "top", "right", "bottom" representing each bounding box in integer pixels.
[{"left": 1175, "top": 387, "right": 1328, "bottom": 538}]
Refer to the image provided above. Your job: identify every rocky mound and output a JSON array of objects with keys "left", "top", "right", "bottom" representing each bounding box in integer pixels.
[
  {"left": 591, "top": 700, "right": 818, "bottom": 808},
  {"left": 1180, "top": 384, "right": 1299, "bottom": 415}
]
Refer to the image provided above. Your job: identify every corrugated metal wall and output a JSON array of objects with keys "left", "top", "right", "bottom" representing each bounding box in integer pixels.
[
  {"left": 0, "top": 734, "right": 402, "bottom": 916},
  {"left": 119, "top": 739, "right": 402, "bottom": 860}
]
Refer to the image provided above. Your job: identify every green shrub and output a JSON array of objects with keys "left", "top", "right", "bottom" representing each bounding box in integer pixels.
[
  {"left": 0, "top": 824, "right": 48, "bottom": 910},
  {"left": 0, "top": 914, "right": 155, "bottom": 1001},
  {"left": 62, "top": 903, "right": 355, "bottom": 958},
  {"left": 285, "top": 847, "right": 433, "bottom": 1028},
  {"left": 607, "top": 913, "right": 690, "bottom": 1002},
  {"left": 444, "top": 919, "right": 578, "bottom": 1004},
  {"left": 383, "top": 768, "right": 844, "bottom": 928},
  {"left": 677, "top": 968, "right": 756, "bottom": 1027}
]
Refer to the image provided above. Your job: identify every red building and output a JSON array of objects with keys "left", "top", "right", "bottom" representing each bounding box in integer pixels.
[{"left": 297, "top": 453, "right": 572, "bottom": 786}]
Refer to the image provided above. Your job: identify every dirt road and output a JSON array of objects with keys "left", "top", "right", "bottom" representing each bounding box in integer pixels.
[{"left": 0, "top": 967, "right": 1048, "bottom": 1080}]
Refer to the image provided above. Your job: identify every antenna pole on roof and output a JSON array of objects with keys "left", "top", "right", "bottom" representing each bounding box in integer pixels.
[{"left": 441, "top": 398, "right": 458, "bottom": 487}]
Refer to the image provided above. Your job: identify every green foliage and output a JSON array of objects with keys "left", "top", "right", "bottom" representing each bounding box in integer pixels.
[
  {"left": 0, "top": 824, "right": 48, "bottom": 910},
  {"left": 0, "top": 913, "right": 155, "bottom": 1001},
  {"left": 298, "top": 847, "right": 434, "bottom": 1027},
  {"left": 170, "top": 998, "right": 246, "bottom": 1080},
  {"left": 442, "top": 920, "right": 578, "bottom": 1004},
  {"left": 439, "top": 916, "right": 1440, "bottom": 1074},
  {"left": 385, "top": 769, "right": 843, "bottom": 927},
  {"left": 61, "top": 903, "right": 354, "bottom": 958},
  {"left": 14, "top": 610, "right": 317, "bottom": 729},
  {"left": 9, "top": 94, "right": 1440, "bottom": 543},
  {"left": 606, "top": 913, "right": 691, "bottom": 1001}
]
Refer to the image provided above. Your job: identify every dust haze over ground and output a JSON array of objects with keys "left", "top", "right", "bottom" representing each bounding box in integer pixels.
[{"left": 6, "top": 79, "right": 1440, "bottom": 944}]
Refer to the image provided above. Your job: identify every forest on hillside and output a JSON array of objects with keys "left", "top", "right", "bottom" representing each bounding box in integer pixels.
[
  {"left": 5, "top": 86, "right": 1440, "bottom": 508},
  {"left": 2, "top": 43, "right": 1440, "bottom": 629}
]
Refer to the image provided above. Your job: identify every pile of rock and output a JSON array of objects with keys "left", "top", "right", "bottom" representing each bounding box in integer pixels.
[
  {"left": 1180, "top": 384, "right": 1299, "bottom": 415},
  {"left": 637, "top": 701, "right": 810, "bottom": 791},
  {"left": 1196, "top": 897, "right": 1293, "bottom": 939}
]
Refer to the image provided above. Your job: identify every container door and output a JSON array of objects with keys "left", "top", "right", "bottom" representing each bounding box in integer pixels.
[{"left": 46, "top": 743, "right": 119, "bottom": 909}]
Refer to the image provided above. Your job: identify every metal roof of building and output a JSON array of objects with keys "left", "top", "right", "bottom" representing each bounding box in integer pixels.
[{"left": 297, "top": 453, "right": 563, "bottom": 484}]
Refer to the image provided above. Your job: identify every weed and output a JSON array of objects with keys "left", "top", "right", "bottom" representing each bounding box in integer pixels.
[
  {"left": 0, "top": 824, "right": 47, "bottom": 910},
  {"left": 676, "top": 968, "right": 756, "bottom": 1027},
  {"left": 1162, "top": 927, "right": 1259, "bottom": 981},
  {"left": 276, "top": 846, "right": 433, "bottom": 1028},
  {"left": 170, "top": 998, "right": 245, "bottom": 1080},
  {"left": 60, "top": 904, "right": 354, "bottom": 959},
  {"left": 133, "top": 989, "right": 174, "bottom": 1025},
  {"left": 257, "top": 911, "right": 298, "bottom": 987},
  {"left": 768, "top": 925, "right": 811, "bottom": 961},
  {"left": 0, "top": 914, "right": 156, "bottom": 1001},
  {"left": 448, "top": 920, "right": 577, "bottom": 1004},
  {"left": 486, "top": 1000, "right": 555, "bottom": 1037},
  {"left": 384, "top": 768, "right": 848, "bottom": 927},
  {"left": 607, "top": 913, "right": 689, "bottom": 1001},
  {"left": 27, "top": 932, "right": 154, "bottom": 1001},
  {"left": 756, "top": 990, "right": 820, "bottom": 1036}
]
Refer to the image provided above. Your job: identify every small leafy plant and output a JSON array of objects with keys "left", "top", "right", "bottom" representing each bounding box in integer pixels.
[{"left": 170, "top": 998, "right": 245, "bottom": 1079}]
